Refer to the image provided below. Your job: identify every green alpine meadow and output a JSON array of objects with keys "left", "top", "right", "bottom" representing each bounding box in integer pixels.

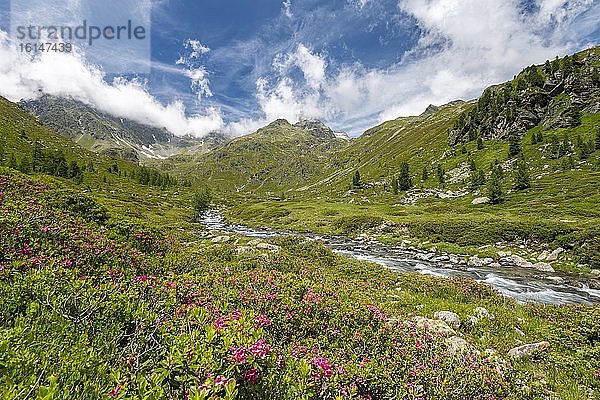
[{"left": 2, "top": 2, "right": 600, "bottom": 399}]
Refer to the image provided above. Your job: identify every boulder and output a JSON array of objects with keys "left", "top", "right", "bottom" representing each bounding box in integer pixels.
[
  {"left": 446, "top": 336, "right": 469, "bottom": 355},
  {"left": 247, "top": 239, "right": 263, "bottom": 246},
  {"left": 537, "top": 250, "right": 550, "bottom": 261},
  {"left": 510, "top": 255, "right": 534, "bottom": 268},
  {"left": 474, "top": 307, "right": 490, "bottom": 318},
  {"left": 546, "top": 248, "right": 565, "bottom": 262},
  {"left": 472, "top": 197, "right": 490, "bottom": 205},
  {"left": 256, "top": 242, "right": 280, "bottom": 253},
  {"left": 235, "top": 246, "right": 254, "bottom": 255},
  {"left": 533, "top": 262, "right": 555, "bottom": 273},
  {"left": 211, "top": 235, "right": 231, "bottom": 244},
  {"left": 468, "top": 256, "right": 486, "bottom": 267},
  {"left": 508, "top": 341, "right": 550, "bottom": 358},
  {"left": 412, "top": 316, "right": 455, "bottom": 335},
  {"left": 591, "top": 270, "right": 600, "bottom": 277},
  {"left": 434, "top": 311, "right": 461, "bottom": 329}
]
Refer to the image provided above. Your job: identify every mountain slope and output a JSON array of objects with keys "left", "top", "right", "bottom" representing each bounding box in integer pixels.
[
  {"left": 19, "top": 95, "right": 224, "bottom": 161},
  {"left": 161, "top": 118, "right": 349, "bottom": 194},
  {"left": 450, "top": 46, "right": 600, "bottom": 144}
]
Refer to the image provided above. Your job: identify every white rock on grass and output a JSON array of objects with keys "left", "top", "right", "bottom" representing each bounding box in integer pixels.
[
  {"left": 471, "top": 197, "right": 490, "bottom": 205},
  {"left": 533, "top": 262, "right": 555, "bottom": 273},
  {"left": 412, "top": 316, "right": 455, "bottom": 335},
  {"left": 434, "top": 311, "right": 461, "bottom": 329},
  {"left": 211, "top": 235, "right": 231, "bottom": 244},
  {"left": 508, "top": 341, "right": 550, "bottom": 358},
  {"left": 256, "top": 242, "right": 280, "bottom": 253},
  {"left": 537, "top": 250, "right": 550, "bottom": 261},
  {"left": 235, "top": 246, "right": 254, "bottom": 255},
  {"left": 474, "top": 307, "right": 490, "bottom": 318},
  {"left": 446, "top": 336, "right": 469, "bottom": 355}
]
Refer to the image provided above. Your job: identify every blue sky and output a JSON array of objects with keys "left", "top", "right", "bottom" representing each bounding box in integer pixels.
[{"left": 1, "top": 0, "right": 599, "bottom": 137}]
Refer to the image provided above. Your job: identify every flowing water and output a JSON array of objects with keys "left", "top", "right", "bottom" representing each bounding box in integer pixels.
[{"left": 202, "top": 212, "right": 600, "bottom": 306}]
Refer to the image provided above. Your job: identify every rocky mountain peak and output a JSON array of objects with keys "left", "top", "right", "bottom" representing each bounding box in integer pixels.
[{"left": 293, "top": 119, "right": 336, "bottom": 140}]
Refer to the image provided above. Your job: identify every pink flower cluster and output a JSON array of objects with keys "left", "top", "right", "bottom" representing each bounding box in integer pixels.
[
  {"left": 312, "top": 356, "right": 333, "bottom": 380},
  {"left": 249, "top": 339, "right": 271, "bottom": 359}
]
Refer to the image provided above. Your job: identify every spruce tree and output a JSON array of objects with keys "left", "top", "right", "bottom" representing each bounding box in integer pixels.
[
  {"left": 352, "top": 170, "right": 361, "bottom": 189},
  {"left": 477, "top": 137, "right": 484, "bottom": 150},
  {"left": 559, "top": 132, "right": 570, "bottom": 157},
  {"left": 8, "top": 154, "right": 17, "bottom": 169},
  {"left": 391, "top": 176, "right": 398, "bottom": 195},
  {"left": 513, "top": 157, "right": 531, "bottom": 190},
  {"left": 595, "top": 128, "right": 600, "bottom": 151},
  {"left": 436, "top": 164, "right": 445, "bottom": 185},
  {"left": 397, "top": 162, "right": 412, "bottom": 191},
  {"left": 548, "top": 134, "right": 560, "bottom": 158},
  {"left": 508, "top": 133, "right": 522, "bottom": 158},
  {"left": 192, "top": 189, "right": 212, "bottom": 217},
  {"left": 469, "top": 169, "right": 486, "bottom": 189},
  {"left": 536, "top": 130, "right": 544, "bottom": 144},
  {"left": 487, "top": 165, "right": 504, "bottom": 204},
  {"left": 468, "top": 158, "right": 477, "bottom": 171},
  {"left": 421, "top": 166, "right": 429, "bottom": 181}
]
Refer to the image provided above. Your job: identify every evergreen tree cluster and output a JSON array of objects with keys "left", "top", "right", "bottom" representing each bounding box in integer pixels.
[
  {"left": 0, "top": 141, "right": 84, "bottom": 182},
  {"left": 389, "top": 162, "right": 413, "bottom": 194},
  {"left": 352, "top": 170, "right": 362, "bottom": 189},
  {"left": 133, "top": 166, "right": 178, "bottom": 188},
  {"left": 531, "top": 130, "right": 544, "bottom": 145}
]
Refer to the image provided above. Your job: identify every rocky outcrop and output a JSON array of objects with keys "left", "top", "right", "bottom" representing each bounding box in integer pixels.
[
  {"left": 293, "top": 119, "right": 338, "bottom": 140},
  {"left": 449, "top": 48, "right": 600, "bottom": 144}
]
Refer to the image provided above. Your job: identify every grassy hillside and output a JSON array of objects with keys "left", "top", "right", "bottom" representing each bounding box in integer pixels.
[
  {"left": 1, "top": 168, "right": 599, "bottom": 399},
  {"left": 0, "top": 95, "right": 196, "bottom": 231},
  {"left": 161, "top": 119, "right": 349, "bottom": 195}
]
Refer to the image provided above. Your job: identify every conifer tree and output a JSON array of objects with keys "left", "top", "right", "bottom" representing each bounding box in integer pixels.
[
  {"left": 397, "top": 162, "right": 412, "bottom": 191},
  {"left": 468, "top": 158, "right": 477, "bottom": 171},
  {"left": 436, "top": 164, "right": 445, "bottom": 185},
  {"left": 513, "top": 157, "right": 531, "bottom": 190},
  {"left": 559, "top": 132, "right": 570, "bottom": 157},
  {"left": 487, "top": 164, "right": 504, "bottom": 204},
  {"left": 391, "top": 176, "right": 398, "bottom": 195},
  {"left": 469, "top": 169, "right": 486, "bottom": 189},
  {"left": 477, "top": 136, "right": 484, "bottom": 150},
  {"left": 508, "top": 133, "right": 522, "bottom": 158},
  {"left": 352, "top": 170, "right": 361, "bottom": 189},
  {"left": 421, "top": 166, "right": 429, "bottom": 181}
]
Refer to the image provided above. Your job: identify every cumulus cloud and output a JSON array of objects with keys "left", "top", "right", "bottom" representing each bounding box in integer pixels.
[
  {"left": 0, "top": 31, "right": 223, "bottom": 137},
  {"left": 252, "top": 0, "right": 595, "bottom": 135}
]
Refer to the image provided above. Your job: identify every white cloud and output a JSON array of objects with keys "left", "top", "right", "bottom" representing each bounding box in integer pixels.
[
  {"left": 282, "top": 0, "right": 293, "bottom": 19},
  {"left": 176, "top": 39, "right": 213, "bottom": 99},
  {"left": 0, "top": 31, "right": 223, "bottom": 137},
  {"left": 251, "top": 0, "right": 595, "bottom": 135}
]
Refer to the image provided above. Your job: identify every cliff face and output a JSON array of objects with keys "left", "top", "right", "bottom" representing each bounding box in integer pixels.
[{"left": 449, "top": 47, "right": 600, "bottom": 145}]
